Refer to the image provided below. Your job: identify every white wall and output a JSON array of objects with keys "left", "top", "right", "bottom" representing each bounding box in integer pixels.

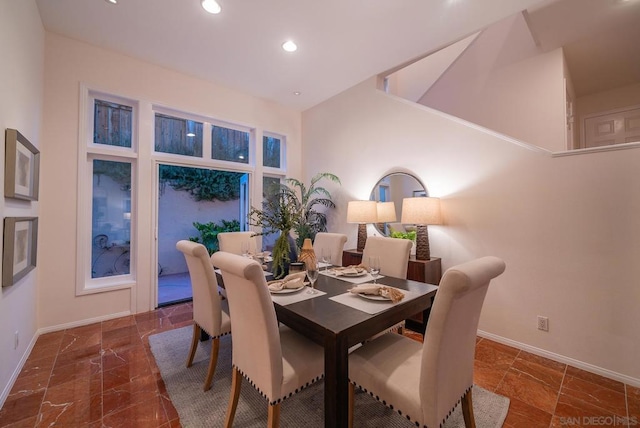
[
  {"left": 419, "top": 13, "right": 567, "bottom": 152},
  {"left": 302, "top": 77, "right": 640, "bottom": 383},
  {"left": 39, "top": 33, "right": 301, "bottom": 328},
  {"left": 0, "top": 0, "right": 44, "bottom": 405}
]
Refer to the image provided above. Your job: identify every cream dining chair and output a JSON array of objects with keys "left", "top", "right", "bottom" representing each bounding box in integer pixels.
[
  {"left": 361, "top": 235, "right": 412, "bottom": 279},
  {"left": 217, "top": 231, "right": 257, "bottom": 255},
  {"left": 175, "top": 240, "right": 232, "bottom": 391},
  {"left": 313, "top": 232, "right": 348, "bottom": 266},
  {"left": 347, "top": 256, "right": 506, "bottom": 428},
  {"left": 211, "top": 251, "right": 324, "bottom": 428},
  {"left": 361, "top": 236, "right": 413, "bottom": 336}
]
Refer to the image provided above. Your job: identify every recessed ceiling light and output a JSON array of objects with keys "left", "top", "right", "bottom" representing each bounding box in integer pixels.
[
  {"left": 201, "top": 0, "right": 221, "bottom": 14},
  {"left": 282, "top": 40, "right": 298, "bottom": 52},
  {"left": 293, "top": 91, "right": 301, "bottom": 96},
  {"left": 105, "top": 0, "right": 117, "bottom": 4}
]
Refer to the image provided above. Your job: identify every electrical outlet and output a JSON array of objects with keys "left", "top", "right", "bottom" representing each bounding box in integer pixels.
[
  {"left": 14, "top": 331, "right": 19, "bottom": 349},
  {"left": 537, "top": 316, "right": 549, "bottom": 332}
]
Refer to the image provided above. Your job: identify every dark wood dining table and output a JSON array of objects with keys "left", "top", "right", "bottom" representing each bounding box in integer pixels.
[{"left": 273, "top": 270, "right": 439, "bottom": 428}]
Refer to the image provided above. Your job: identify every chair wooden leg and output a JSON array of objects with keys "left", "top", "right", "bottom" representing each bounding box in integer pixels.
[
  {"left": 267, "top": 403, "right": 280, "bottom": 428},
  {"left": 461, "top": 388, "right": 476, "bottom": 428},
  {"left": 203, "top": 337, "right": 220, "bottom": 391},
  {"left": 224, "top": 367, "right": 242, "bottom": 428},
  {"left": 348, "top": 383, "right": 355, "bottom": 428},
  {"left": 186, "top": 323, "right": 200, "bottom": 368}
]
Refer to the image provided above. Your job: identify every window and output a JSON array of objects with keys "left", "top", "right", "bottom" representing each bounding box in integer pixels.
[
  {"left": 91, "top": 159, "right": 132, "bottom": 278},
  {"left": 211, "top": 125, "right": 249, "bottom": 164},
  {"left": 94, "top": 99, "right": 133, "bottom": 148},
  {"left": 155, "top": 113, "right": 203, "bottom": 156},
  {"left": 263, "top": 135, "right": 282, "bottom": 168}
]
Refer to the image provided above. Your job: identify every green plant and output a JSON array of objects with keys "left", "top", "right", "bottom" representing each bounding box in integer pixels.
[
  {"left": 189, "top": 219, "right": 240, "bottom": 255},
  {"left": 285, "top": 172, "right": 341, "bottom": 249},
  {"left": 248, "top": 172, "right": 340, "bottom": 278},
  {"left": 390, "top": 230, "right": 417, "bottom": 241},
  {"left": 248, "top": 191, "right": 297, "bottom": 278}
]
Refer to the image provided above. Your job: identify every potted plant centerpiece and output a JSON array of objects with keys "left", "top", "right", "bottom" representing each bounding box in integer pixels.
[{"left": 249, "top": 172, "right": 340, "bottom": 278}]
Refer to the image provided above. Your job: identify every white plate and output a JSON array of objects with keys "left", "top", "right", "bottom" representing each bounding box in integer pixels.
[
  {"left": 357, "top": 293, "right": 391, "bottom": 301},
  {"left": 339, "top": 269, "right": 367, "bottom": 277},
  {"left": 269, "top": 284, "right": 306, "bottom": 294}
]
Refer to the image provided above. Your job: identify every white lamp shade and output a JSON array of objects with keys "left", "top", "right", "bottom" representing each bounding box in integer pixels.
[
  {"left": 401, "top": 197, "right": 442, "bottom": 225},
  {"left": 376, "top": 201, "right": 397, "bottom": 223},
  {"left": 347, "top": 200, "right": 378, "bottom": 223}
]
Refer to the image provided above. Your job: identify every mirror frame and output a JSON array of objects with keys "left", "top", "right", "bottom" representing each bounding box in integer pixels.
[{"left": 369, "top": 170, "right": 427, "bottom": 236}]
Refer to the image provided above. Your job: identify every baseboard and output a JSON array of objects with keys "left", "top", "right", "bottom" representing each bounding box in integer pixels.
[
  {"left": 37, "top": 311, "right": 132, "bottom": 335},
  {"left": 0, "top": 334, "right": 38, "bottom": 409},
  {"left": 477, "top": 330, "right": 640, "bottom": 388},
  {"left": 0, "top": 310, "right": 131, "bottom": 408}
]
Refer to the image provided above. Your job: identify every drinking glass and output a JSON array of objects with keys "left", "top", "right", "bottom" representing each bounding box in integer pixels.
[
  {"left": 306, "top": 262, "right": 319, "bottom": 294},
  {"left": 369, "top": 256, "right": 380, "bottom": 285},
  {"left": 321, "top": 248, "right": 332, "bottom": 271},
  {"left": 241, "top": 241, "right": 250, "bottom": 258}
]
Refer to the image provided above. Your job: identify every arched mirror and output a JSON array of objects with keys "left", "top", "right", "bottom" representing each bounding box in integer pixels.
[{"left": 370, "top": 171, "right": 426, "bottom": 236}]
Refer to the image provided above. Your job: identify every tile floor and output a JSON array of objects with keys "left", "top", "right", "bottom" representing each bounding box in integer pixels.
[{"left": 1, "top": 303, "right": 638, "bottom": 427}]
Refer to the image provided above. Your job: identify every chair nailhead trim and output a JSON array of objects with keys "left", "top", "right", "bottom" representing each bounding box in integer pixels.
[
  {"left": 234, "top": 365, "right": 324, "bottom": 406},
  {"left": 350, "top": 381, "right": 473, "bottom": 428}
]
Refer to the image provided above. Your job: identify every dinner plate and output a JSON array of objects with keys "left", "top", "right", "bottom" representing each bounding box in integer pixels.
[
  {"left": 357, "top": 293, "right": 391, "bottom": 301},
  {"left": 340, "top": 269, "right": 367, "bottom": 277},
  {"left": 269, "top": 284, "right": 306, "bottom": 294}
]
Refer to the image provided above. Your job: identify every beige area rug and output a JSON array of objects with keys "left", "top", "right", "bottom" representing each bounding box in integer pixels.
[{"left": 149, "top": 326, "right": 509, "bottom": 427}]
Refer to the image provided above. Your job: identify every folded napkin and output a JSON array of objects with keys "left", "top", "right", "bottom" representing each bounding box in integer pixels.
[
  {"left": 349, "top": 283, "right": 405, "bottom": 303},
  {"left": 330, "top": 265, "right": 366, "bottom": 276},
  {"left": 267, "top": 271, "right": 307, "bottom": 292}
]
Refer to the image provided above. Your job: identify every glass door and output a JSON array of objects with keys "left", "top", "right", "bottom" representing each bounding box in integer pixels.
[{"left": 156, "top": 163, "right": 247, "bottom": 306}]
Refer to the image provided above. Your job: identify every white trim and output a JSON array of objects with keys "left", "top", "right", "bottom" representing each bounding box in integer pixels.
[
  {"left": 38, "top": 311, "right": 132, "bottom": 335},
  {"left": 0, "top": 333, "right": 38, "bottom": 409},
  {"left": 477, "top": 330, "right": 640, "bottom": 388},
  {"left": 553, "top": 141, "right": 640, "bottom": 157}
]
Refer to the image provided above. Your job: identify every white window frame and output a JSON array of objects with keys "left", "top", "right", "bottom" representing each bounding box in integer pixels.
[
  {"left": 262, "top": 131, "right": 286, "bottom": 174},
  {"left": 76, "top": 87, "right": 138, "bottom": 295}
]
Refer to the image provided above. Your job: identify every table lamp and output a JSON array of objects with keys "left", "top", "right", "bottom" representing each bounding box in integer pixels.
[
  {"left": 347, "top": 200, "right": 378, "bottom": 252},
  {"left": 401, "top": 197, "right": 442, "bottom": 260},
  {"left": 376, "top": 201, "right": 397, "bottom": 235}
]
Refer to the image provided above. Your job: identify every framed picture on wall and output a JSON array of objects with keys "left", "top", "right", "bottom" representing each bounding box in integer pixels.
[
  {"left": 5, "top": 128, "right": 40, "bottom": 201},
  {"left": 2, "top": 217, "right": 38, "bottom": 287}
]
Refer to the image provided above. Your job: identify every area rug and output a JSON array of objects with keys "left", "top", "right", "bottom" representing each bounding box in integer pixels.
[{"left": 149, "top": 327, "right": 510, "bottom": 427}]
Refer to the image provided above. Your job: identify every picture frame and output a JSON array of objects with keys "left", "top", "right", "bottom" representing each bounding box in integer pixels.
[
  {"left": 2, "top": 217, "right": 38, "bottom": 287},
  {"left": 5, "top": 128, "right": 40, "bottom": 201},
  {"left": 413, "top": 190, "right": 427, "bottom": 197}
]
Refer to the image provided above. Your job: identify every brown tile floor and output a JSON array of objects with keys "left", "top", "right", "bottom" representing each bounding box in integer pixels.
[{"left": 1, "top": 304, "right": 638, "bottom": 427}]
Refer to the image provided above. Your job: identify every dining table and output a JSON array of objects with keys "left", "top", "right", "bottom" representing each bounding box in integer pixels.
[{"left": 269, "top": 267, "right": 439, "bottom": 428}]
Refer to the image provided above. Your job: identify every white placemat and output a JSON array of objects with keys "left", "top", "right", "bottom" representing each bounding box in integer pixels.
[
  {"left": 270, "top": 288, "right": 327, "bottom": 305},
  {"left": 320, "top": 269, "right": 384, "bottom": 284},
  {"left": 329, "top": 285, "right": 422, "bottom": 314}
]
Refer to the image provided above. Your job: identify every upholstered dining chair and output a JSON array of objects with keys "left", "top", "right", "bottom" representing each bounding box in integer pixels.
[
  {"left": 176, "top": 240, "right": 232, "bottom": 391},
  {"left": 347, "top": 256, "right": 506, "bottom": 428},
  {"left": 361, "top": 235, "right": 412, "bottom": 279},
  {"left": 217, "top": 231, "right": 257, "bottom": 255},
  {"left": 313, "top": 232, "right": 348, "bottom": 266},
  {"left": 211, "top": 251, "right": 324, "bottom": 428}
]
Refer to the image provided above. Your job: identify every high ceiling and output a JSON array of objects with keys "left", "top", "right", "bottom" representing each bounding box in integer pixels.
[{"left": 35, "top": 0, "right": 544, "bottom": 111}]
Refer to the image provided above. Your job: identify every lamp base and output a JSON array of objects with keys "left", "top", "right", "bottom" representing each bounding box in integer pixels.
[
  {"left": 357, "top": 223, "right": 367, "bottom": 252},
  {"left": 415, "top": 224, "right": 431, "bottom": 260}
]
